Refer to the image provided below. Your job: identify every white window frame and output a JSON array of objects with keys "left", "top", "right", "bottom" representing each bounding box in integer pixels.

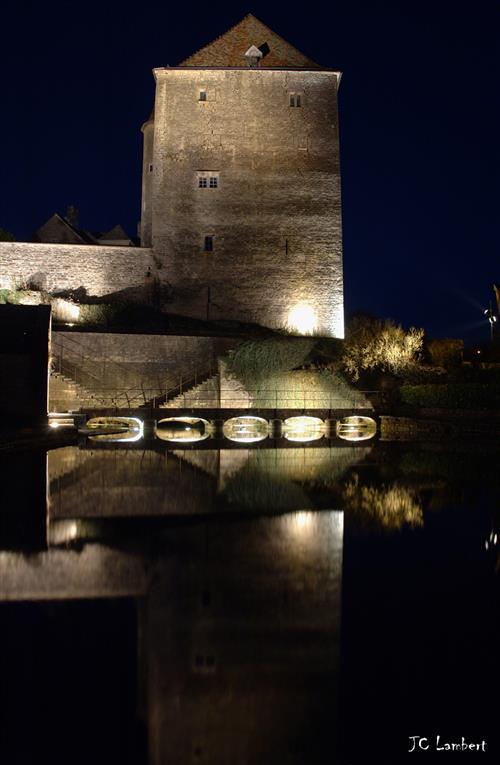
[{"left": 197, "top": 171, "right": 219, "bottom": 189}]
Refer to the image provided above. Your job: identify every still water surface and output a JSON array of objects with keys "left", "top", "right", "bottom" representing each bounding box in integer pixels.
[{"left": 0, "top": 441, "right": 499, "bottom": 763}]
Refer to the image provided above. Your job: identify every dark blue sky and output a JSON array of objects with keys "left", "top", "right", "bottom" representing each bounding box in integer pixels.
[{"left": 1, "top": 1, "right": 498, "bottom": 343}]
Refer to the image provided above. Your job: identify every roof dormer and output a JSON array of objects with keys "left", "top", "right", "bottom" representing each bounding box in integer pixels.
[{"left": 244, "top": 45, "right": 263, "bottom": 68}]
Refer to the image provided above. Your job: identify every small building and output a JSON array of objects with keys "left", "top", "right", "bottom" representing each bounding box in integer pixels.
[{"left": 34, "top": 212, "right": 135, "bottom": 247}]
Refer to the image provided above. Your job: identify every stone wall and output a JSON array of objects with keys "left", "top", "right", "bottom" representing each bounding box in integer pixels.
[
  {"left": 149, "top": 68, "right": 344, "bottom": 336},
  {"left": 1, "top": 68, "right": 344, "bottom": 338},
  {"left": 0, "top": 241, "right": 154, "bottom": 299},
  {"left": 49, "top": 331, "right": 237, "bottom": 409}
]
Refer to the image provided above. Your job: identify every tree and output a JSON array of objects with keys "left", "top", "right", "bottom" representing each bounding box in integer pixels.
[
  {"left": 0, "top": 227, "right": 15, "bottom": 242},
  {"left": 341, "top": 314, "right": 424, "bottom": 381}
]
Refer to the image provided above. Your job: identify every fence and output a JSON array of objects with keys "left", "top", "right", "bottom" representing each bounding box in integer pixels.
[
  {"left": 49, "top": 385, "right": 380, "bottom": 411},
  {"left": 50, "top": 332, "right": 216, "bottom": 408},
  {"left": 50, "top": 333, "right": 381, "bottom": 411}
]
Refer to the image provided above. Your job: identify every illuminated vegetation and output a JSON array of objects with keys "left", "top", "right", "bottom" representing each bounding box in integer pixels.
[
  {"left": 224, "top": 337, "right": 316, "bottom": 388},
  {"left": 341, "top": 315, "right": 424, "bottom": 381}
]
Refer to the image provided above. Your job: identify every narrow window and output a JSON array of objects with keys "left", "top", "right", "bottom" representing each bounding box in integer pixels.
[
  {"left": 148, "top": 164, "right": 153, "bottom": 172},
  {"left": 199, "top": 89, "right": 207, "bottom": 102},
  {"left": 289, "top": 93, "right": 302, "bottom": 108},
  {"left": 204, "top": 235, "right": 214, "bottom": 252}
]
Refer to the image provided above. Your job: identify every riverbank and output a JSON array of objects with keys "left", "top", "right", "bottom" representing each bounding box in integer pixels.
[{"left": 380, "top": 412, "right": 500, "bottom": 441}]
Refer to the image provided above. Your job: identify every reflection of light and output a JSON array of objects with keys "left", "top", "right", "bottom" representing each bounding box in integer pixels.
[
  {"left": 66, "top": 322, "right": 75, "bottom": 327},
  {"left": 49, "top": 520, "right": 79, "bottom": 545},
  {"left": 283, "top": 416, "right": 325, "bottom": 442},
  {"left": 156, "top": 417, "right": 211, "bottom": 442},
  {"left": 86, "top": 416, "right": 144, "bottom": 442},
  {"left": 282, "top": 510, "right": 316, "bottom": 539},
  {"left": 223, "top": 416, "right": 268, "bottom": 443},
  {"left": 494, "top": 534, "right": 498, "bottom": 545},
  {"left": 336, "top": 416, "right": 377, "bottom": 442},
  {"left": 48, "top": 416, "right": 74, "bottom": 428},
  {"left": 295, "top": 511, "right": 313, "bottom": 530},
  {"left": 282, "top": 510, "right": 344, "bottom": 542},
  {"left": 287, "top": 304, "right": 316, "bottom": 335},
  {"left": 485, "top": 541, "right": 489, "bottom": 550}
]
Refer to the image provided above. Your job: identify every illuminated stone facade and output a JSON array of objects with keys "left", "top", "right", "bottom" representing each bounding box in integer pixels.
[
  {"left": 0, "top": 15, "right": 344, "bottom": 337},
  {"left": 142, "top": 15, "right": 344, "bottom": 336}
]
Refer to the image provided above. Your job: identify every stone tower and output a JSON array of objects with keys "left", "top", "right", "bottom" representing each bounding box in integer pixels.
[{"left": 141, "top": 14, "right": 344, "bottom": 337}]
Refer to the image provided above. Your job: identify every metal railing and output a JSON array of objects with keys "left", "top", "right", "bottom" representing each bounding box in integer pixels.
[
  {"left": 49, "top": 333, "right": 381, "bottom": 412},
  {"left": 161, "top": 388, "right": 378, "bottom": 410},
  {"left": 49, "top": 385, "right": 380, "bottom": 411},
  {"left": 50, "top": 332, "right": 218, "bottom": 409}
]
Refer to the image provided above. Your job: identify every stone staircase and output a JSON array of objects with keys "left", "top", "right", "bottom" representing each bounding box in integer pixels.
[
  {"left": 49, "top": 370, "right": 90, "bottom": 412},
  {"left": 160, "top": 373, "right": 220, "bottom": 408}
]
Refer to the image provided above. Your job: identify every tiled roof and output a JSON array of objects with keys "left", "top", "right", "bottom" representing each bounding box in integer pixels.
[{"left": 178, "top": 13, "right": 321, "bottom": 69}]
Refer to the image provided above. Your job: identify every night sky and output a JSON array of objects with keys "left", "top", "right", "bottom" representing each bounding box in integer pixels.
[{"left": 2, "top": 1, "right": 498, "bottom": 343}]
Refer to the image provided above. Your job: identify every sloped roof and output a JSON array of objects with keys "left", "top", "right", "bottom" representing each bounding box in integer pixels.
[
  {"left": 178, "top": 14, "right": 321, "bottom": 69},
  {"left": 34, "top": 214, "right": 133, "bottom": 246},
  {"left": 34, "top": 213, "right": 90, "bottom": 245},
  {"left": 100, "top": 224, "right": 131, "bottom": 241}
]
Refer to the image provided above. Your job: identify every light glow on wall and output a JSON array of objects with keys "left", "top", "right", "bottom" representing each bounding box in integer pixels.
[
  {"left": 287, "top": 304, "right": 317, "bottom": 335},
  {"left": 330, "top": 310, "right": 345, "bottom": 339},
  {"left": 51, "top": 298, "right": 81, "bottom": 323}
]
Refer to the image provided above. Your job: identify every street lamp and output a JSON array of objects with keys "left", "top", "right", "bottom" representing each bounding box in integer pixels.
[{"left": 484, "top": 302, "right": 497, "bottom": 342}]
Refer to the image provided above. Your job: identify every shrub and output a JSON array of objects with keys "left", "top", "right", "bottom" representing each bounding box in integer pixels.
[
  {"left": 400, "top": 383, "right": 500, "bottom": 409},
  {"left": 426, "top": 338, "right": 463, "bottom": 368},
  {"left": 0, "top": 227, "right": 15, "bottom": 242},
  {"left": 341, "top": 314, "right": 424, "bottom": 381},
  {"left": 224, "top": 337, "right": 316, "bottom": 388}
]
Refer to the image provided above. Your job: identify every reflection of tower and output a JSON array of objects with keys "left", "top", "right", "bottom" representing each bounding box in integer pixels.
[{"left": 144, "top": 513, "right": 343, "bottom": 764}]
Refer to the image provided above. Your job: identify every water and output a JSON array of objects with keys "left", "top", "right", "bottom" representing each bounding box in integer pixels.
[{"left": 0, "top": 440, "right": 499, "bottom": 763}]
